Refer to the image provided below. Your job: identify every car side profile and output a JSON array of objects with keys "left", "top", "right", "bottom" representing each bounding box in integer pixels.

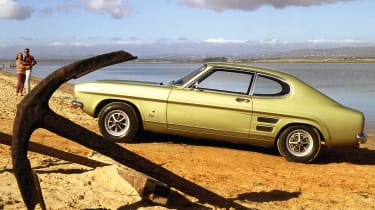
[{"left": 72, "top": 62, "right": 367, "bottom": 163}]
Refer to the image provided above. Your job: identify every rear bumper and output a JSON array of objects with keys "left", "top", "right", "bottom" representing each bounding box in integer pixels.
[{"left": 356, "top": 133, "right": 367, "bottom": 144}]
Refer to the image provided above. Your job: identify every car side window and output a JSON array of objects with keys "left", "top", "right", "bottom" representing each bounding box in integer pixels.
[
  {"left": 197, "top": 70, "right": 253, "bottom": 94},
  {"left": 253, "top": 74, "right": 290, "bottom": 96}
]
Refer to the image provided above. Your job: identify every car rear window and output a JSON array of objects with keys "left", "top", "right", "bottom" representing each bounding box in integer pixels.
[{"left": 253, "top": 74, "right": 290, "bottom": 96}]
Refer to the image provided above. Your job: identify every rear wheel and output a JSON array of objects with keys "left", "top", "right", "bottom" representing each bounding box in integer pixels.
[
  {"left": 98, "top": 102, "right": 139, "bottom": 142},
  {"left": 277, "top": 125, "right": 321, "bottom": 163}
]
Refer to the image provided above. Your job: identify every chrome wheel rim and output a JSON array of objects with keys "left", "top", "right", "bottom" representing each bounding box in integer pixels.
[
  {"left": 286, "top": 129, "right": 314, "bottom": 157},
  {"left": 104, "top": 110, "right": 130, "bottom": 137}
]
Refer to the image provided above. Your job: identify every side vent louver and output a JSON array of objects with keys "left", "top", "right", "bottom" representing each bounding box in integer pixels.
[
  {"left": 257, "top": 117, "right": 279, "bottom": 124},
  {"left": 256, "top": 126, "right": 273, "bottom": 132},
  {"left": 256, "top": 117, "right": 279, "bottom": 132}
]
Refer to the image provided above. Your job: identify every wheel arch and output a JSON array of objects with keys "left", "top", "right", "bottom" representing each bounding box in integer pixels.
[
  {"left": 274, "top": 123, "right": 324, "bottom": 147},
  {"left": 94, "top": 99, "right": 144, "bottom": 130}
]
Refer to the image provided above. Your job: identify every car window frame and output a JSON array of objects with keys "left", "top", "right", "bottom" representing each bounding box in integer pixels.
[
  {"left": 186, "top": 67, "right": 255, "bottom": 95},
  {"left": 250, "top": 73, "right": 291, "bottom": 97},
  {"left": 173, "top": 65, "right": 207, "bottom": 86}
]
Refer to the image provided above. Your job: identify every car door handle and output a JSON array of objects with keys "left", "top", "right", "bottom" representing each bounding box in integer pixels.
[{"left": 235, "top": 98, "right": 250, "bottom": 103}]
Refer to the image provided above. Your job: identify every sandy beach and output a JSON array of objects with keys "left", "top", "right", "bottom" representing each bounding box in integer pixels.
[{"left": 1, "top": 70, "right": 375, "bottom": 209}]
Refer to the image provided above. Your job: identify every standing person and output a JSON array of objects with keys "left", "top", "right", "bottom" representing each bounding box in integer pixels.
[
  {"left": 23, "top": 48, "right": 37, "bottom": 94},
  {"left": 15, "top": 52, "right": 26, "bottom": 96}
]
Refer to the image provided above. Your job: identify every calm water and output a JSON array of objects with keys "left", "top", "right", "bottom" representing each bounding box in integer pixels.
[{"left": 8, "top": 62, "right": 375, "bottom": 133}]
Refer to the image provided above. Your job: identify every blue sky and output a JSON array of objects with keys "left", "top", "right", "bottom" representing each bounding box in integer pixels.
[{"left": 1, "top": 0, "right": 374, "bottom": 59}]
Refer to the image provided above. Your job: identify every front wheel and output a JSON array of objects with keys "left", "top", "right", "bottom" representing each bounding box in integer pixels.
[
  {"left": 277, "top": 125, "right": 321, "bottom": 163},
  {"left": 98, "top": 102, "right": 139, "bottom": 142}
]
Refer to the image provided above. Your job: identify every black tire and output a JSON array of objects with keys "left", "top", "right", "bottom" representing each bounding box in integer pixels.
[
  {"left": 277, "top": 125, "right": 321, "bottom": 163},
  {"left": 98, "top": 102, "right": 139, "bottom": 142}
]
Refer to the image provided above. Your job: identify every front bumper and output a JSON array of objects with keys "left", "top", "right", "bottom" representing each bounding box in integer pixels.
[
  {"left": 356, "top": 133, "right": 367, "bottom": 144},
  {"left": 71, "top": 99, "right": 83, "bottom": 108}
]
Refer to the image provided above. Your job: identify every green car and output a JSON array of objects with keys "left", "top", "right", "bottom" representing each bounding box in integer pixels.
[{"left": 72, "top": 62, "right": 367, "bottom": 163}]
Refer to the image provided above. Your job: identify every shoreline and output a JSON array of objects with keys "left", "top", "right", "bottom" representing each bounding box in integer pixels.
[
  {"left": 2, "top": 56, "right": 375, "bottom": 65},
  {"left": 0, "top": 69, "right": 74, "bottom": 93}
]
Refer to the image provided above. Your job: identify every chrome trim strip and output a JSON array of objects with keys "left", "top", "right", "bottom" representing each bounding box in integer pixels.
[{"left": 166, "top": 122, "right": 248, "bottom": 136}]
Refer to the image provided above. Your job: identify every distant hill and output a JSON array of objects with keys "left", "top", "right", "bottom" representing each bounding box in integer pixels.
[
  {"left": 256, "top": 47, "right": 375, "bottom": 59},
  {"left": 2, "top": 46, "right": 375, "bottom": 62}
]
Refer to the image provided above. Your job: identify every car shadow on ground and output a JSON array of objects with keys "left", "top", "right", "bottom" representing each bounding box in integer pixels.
[
  {"left": 315, "top": 146, "right": 375, "bottom": 165},
  {"left": 134, "top": 131, "right": 279, "bottom": 156},
  {"left": 134, "top": 132, "right": 375, "bottom": 165}
]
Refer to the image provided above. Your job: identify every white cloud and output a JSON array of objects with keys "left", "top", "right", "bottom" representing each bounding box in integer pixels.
[
  {"left": 49, "top": 42, "right": 65, "bottom": 46},
  {"left": 39, "top": 7, "right": 54, "bottom": 15},
  {"left": 259, "top": 38, "right": 283, "bottom": 44},
  {"left": 306, "top": 39, "right": 368, "bottom": 44},
  {"left": 57, "top": 1, "right": 80, "bottom": 12},
  {"left": 49, "top": 42, "right": 94, "bottom": 47},
  {"left": 112, "top": 40, "right": 146, "bottom": 45},
  {"left": 2, "top": 38, "right": 374, "bottom": 59},
  {"left": 0, "top": 0, "right": 33, "bottom": 20},
  {"left": 204, "top": 38, "right": 286, "bottom": 45},
  {"left": 81, "top": 0, "right": 131, "bottom": 19},
  {"left": 178, "top": 0, "right": 356, "bottom": 11},
  {"left": 205, "top": 38, "right": 248, "bottom": 44}
]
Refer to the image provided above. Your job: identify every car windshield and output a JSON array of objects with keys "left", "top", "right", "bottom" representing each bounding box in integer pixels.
[{"left": 171, "top": 65, "right": 206, "bottom": 85}]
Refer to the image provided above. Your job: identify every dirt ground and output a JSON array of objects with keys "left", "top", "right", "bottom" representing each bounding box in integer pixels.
[{"left": 1, "top": 71, "right": 375, "bottom": 209}]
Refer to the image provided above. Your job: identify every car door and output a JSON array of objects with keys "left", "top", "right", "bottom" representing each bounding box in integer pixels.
[
  {"left": 167, "top": 68, "right": 254, "bottom": 141},
  {"left": 249, "top": 73, "right": 292, "bottom": 144}
]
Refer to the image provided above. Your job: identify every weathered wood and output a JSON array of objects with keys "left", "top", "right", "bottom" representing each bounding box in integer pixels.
[
  {"left": 117, "top": 165, "right": 210, "bottom": 209},
  {"left": 117, "top": 166, "right": 170, "bottom": 205},
  {"left": 0, "top": 132, "right": 109, "bottom": 168},
  {"left": 31, "top": 170, "right": 46, "bottom": 210},
  {"left": 12, "top": 51, "right": 247, "bottom": 209}
]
